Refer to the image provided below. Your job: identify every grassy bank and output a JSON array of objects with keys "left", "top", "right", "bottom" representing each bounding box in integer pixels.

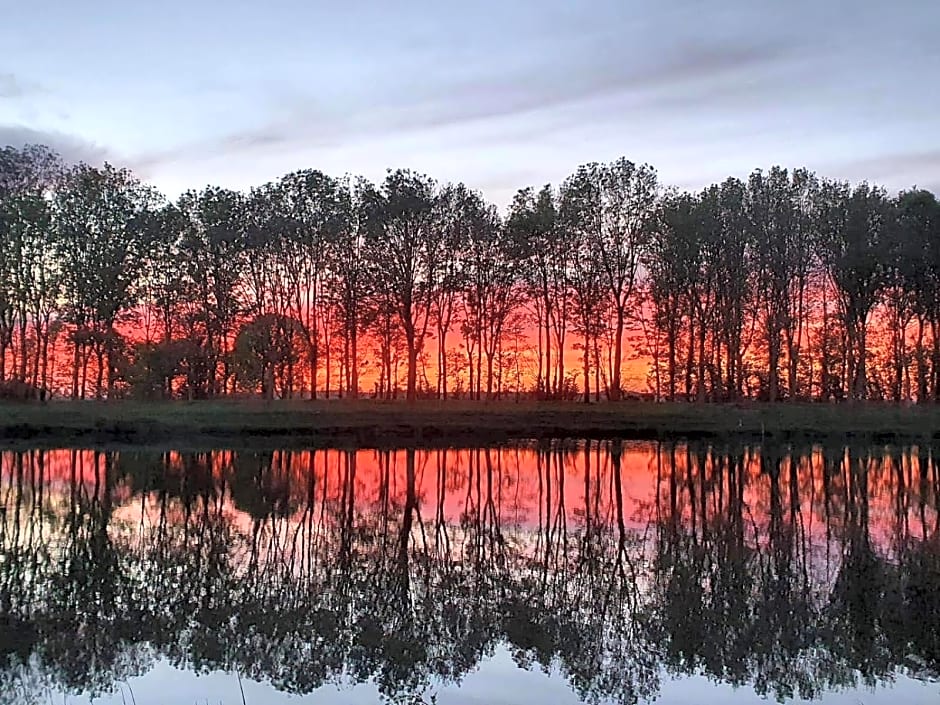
[{"left": 1, "top": 399, "right": 939, "bottom": 449}]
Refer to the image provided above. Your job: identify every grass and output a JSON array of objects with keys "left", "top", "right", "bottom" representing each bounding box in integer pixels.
[{"left": 1, "top": 399, "right": 940, "bottom": 449}]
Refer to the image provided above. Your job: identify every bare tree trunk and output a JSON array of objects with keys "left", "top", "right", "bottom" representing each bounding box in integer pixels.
[
  {"left": 349, "top": 325, "right": 359, "bottom": 400},
  {"left": 40, "top": 328, "right": 50, "bottom": 396},
  {"left": 31, "top": 326, "right": 43, "bottom": 394},
  {"left": 891, "top": 308, "right": 905, "bottom": 402},
  {"left": 916, "top": 318, "right": 927, "bottom": 402},
  {"left": 932, "top": 316, "right": 940, "bottom": 402},
  {"left": 95, "top": 345, "right": 104, "bottom": 400},
  {"left": 582, "top": 332, "right": 590, "bottom": 404},
  {"left": 438, "top": 323, "right": 448, "bottom": 400},
  {"left": 555, "top": 324, "right": 565, "bottom": 399},
  {"left": 535, "top": 308, "right": 544, "bottom": 397},
  {"left": 71, "top": 340, "right": 80, "bottom": 399},
  {"left": 768, "top": 319, "right": 780, "bottom": 403},
  {"left": 667, "top": 318, "right": 677, "bottom": 402},
  {"left": 787, "top": 335, "right": 799, "bottom": 401},
  {"left": 593, "top": 336, "right": 601, "bottom": 402},
  {"left": 724, "top": 328, "right": 735, "bottom": 401},
  {"left": 859, "top": 319, "right": 870, "bottom": 400},
  {"left": 486, "top": 351, "right": 495, "bottom": 399},
  {"left": 80, "top": 346, "right": 89, "bottom": 400},
  {"left": 476, "top": 332, "right": 483, "bottom": 400},
  {"left": 610, "top": 307, "right": 625, "bottom": 401},
  {"left": 310, "top": 340, "right": 318, "bottom": 400},
  {"left": 17, "top": 310, "right": 28, "bottom": 382},
  {"left": 406, "top": 340, "right": 418, "bottom": 401},
  {"left": 324, "top": 338, "right": 331, "bottom": 400},
  {"left": 696, "top": 319, "right": 707, "bottom": 403},
  {"left": 106, "top": 327, "right": 118, "bottom": 400},
  {"left": 496, "top": 336, "right": 505, "bottom": 400}
]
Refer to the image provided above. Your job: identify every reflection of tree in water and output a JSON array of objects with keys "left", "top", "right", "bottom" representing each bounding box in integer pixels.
[
  {"left": 0, "top": 451, "right": 151, "bottom": 700},
  {"left": 649, "top": 443, "right": 824, "bottom": 699},
  {"left": 0, "top": 442, "right": 937, "bottom": 704},
  {"left": 647, "top": 442, "right": 940, "bottom": 701}
]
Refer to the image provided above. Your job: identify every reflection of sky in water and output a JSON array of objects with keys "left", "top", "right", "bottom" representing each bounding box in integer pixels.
[{"left": 56, "top": 650, "right": 939, "bottom": 705}]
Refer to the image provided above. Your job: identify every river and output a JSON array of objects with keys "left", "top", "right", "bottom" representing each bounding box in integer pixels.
[{"left": 0, "top": 441, "right": 937, "bottom": 704}]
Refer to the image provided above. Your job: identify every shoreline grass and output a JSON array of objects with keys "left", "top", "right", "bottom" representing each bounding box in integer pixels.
[{"left": 1, "top": 399, "right": 939, "bottom": 450}]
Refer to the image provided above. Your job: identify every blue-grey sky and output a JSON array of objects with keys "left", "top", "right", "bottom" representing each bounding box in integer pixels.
[{"left": 1, "top": 0, "right": 938, "bottom": 206}]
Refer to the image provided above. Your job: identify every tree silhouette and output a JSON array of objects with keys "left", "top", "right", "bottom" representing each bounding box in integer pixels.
[{"left": 4, "top": 143, "right": 940, "bottom": 401}]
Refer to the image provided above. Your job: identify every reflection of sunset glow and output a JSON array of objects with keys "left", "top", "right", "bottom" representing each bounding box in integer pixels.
[{"left": 4, "top": 443, "right": 936, "bottom": 554}]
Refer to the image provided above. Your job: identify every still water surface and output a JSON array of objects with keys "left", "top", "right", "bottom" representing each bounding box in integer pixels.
[{"left": 0, "top": 442, "right": 938, "bottom": 704}]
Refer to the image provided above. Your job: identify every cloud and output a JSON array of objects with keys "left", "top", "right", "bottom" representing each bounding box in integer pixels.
[
  {"left": 0, "top": 125, "right": 114, "bottom": 166},
  {"left": 0, "top": 72, "right": 42, "bottom": 98},
  {"left": 133, "top": 36, "right": 799, "bottom": 174},
  {"left": 820, "top": 149, "right": 940, "bottom": 193},
  {"left": 828, "top": 149, "right": 940, "bottom": 180}
]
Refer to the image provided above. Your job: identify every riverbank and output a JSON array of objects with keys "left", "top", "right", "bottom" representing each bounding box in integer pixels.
[{"left": 1, "top": 399, "right": 939, "bottom": 449}]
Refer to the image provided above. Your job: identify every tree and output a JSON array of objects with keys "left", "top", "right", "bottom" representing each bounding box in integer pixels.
[
  {"left": 460, "top": 189, "right": 516, "bottom": 399},
  {"left": 139, "top": 203, "right": 187, "bottom": 345},
  {"left": 360, "top": 170, "right": 442, "bottom": 400},
  {"left": 126, "top": 339, "right": 194, "bottom": 399},
  {"left": 686, "top": 186, "right": 722, "bottom": 402},
  {"left": 748, "top": 167, "right": 818, "bottom": 401},
  {"left": 7, "top": 138, "right": 940, "bottom": 405},
  {"left": 882, "top": 192, "right": 924, "bottom": 400},
  {"left": 431, "top": 184, "right": 472, "bottom": 400},
  {"left": 648, "top": 191, "right": 698, "bottom": 400},
  {"left": 274, "top": 169, "right": 345, "bottom": 397},
  {"left": 55, "top": 162, "right": 160, "bottom": 398},
  {"left": 330, "top": 177, "right": 368, "bottom": 398},
  {"left": 177, "top": 187, "right": 247, "bottom": 397},
  {"left": 594, "top": 158, "right": 657, "bottom": 400},
  {"left": 712, "top": 178, "right": 753, "bottom": 401},
  {"left": 818, "top": 181, "right": 892, "bottom": 400},
  {"left": 560, "top": 164, "right": 609, "bottom": 401},
  {"left": 895, "top": 190, "right": 940, "bottom": 401},
  {"left": 0, "top": 145, "right": 61, "bottom": 392},
  {"left": 508, "top": 186, "right": 566, "bottom": 398}
]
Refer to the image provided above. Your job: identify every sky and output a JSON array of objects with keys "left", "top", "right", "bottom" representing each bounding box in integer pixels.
[{"left": 1, "top": 0, "right": 938, "bottom": 207}]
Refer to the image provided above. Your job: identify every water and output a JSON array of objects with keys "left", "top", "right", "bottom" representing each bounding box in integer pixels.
[{"left": 0, "top": 442, "right": 937, "bottom": 704}]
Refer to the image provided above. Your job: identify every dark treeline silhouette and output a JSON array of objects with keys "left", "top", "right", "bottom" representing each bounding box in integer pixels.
[
  {"left": 0, "top": 442, "right": 937, "bottom": 704},
  {"left": 2, "top": 144, "right": 939, "bottom": 401}
]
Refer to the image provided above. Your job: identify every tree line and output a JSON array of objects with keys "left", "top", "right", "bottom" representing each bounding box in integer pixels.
[{"left": 1, "top": 143, "right": 938, "bottom": 401}]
